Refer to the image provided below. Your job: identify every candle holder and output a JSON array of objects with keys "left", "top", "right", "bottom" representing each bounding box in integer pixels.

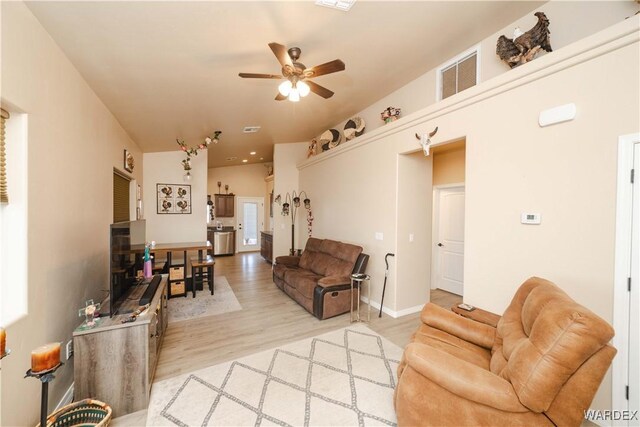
[{"left": 25, "top": 362, "right": 64, "bottom": 427}]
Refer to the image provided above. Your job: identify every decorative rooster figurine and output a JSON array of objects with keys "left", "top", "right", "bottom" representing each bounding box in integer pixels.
[{"left": 496, "top": 12, "right": 552, "bottom": 69}]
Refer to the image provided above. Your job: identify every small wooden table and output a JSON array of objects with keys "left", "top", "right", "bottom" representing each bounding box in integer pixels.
[
  {"left": 451, "top": 305, "right": 501, "bottom": 328},
  {"left": 131, "top": 241, "right": 212, "bottom": 298}
]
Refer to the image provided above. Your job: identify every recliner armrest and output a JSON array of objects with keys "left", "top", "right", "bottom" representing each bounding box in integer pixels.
[
  {"left": 421, "top": 303, "right": 495, "bottom": 349},
  {"left": 317, "top": 276, "right": 351, "bottom": 288},
  {"left": 274, "top": 255, "right": 300, "bottom": 267},
  {"left": 403, "top": 343, "right": 529, "bottom": 413},
  {"left": 351, "top": 253, "right": 369, "bottom": 274}
]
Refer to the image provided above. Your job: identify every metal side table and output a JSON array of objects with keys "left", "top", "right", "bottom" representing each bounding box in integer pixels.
[{"left": 350, "top": 273, "right": 371, "bottom": 322}]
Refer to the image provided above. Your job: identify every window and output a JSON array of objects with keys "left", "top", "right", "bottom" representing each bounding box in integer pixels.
[
  {"left": 1, "top": 109, "right": 9, "bottom": 204},
  {"left": 113, "top": 171, "right": 130, "bottom": 223},
  {"left": 1, "top": 111, "right": 28, "bottom": 325},
  {"left": 437, "top": 46, "right": 480, "bottom": 101}
]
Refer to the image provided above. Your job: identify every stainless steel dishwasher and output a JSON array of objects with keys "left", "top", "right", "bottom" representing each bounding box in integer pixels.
[{"left": 213, "top": 230, "right": 235, "bottom": 256}]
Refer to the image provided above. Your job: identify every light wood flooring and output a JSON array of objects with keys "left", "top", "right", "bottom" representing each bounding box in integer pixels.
[{"left": 112, "top": 252, "right": 461, "bottom": 426}]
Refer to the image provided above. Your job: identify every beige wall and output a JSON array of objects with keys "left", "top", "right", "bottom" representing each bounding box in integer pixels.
[
  {"left": 0, "top": 2, "right": 143, "bottom": 424},
  {"left": 395, "top": 152, "right": 433, "bottom": 313},
  {"left": 143, "top": 151, "right": 207, "bottom": 244},
  {"left": 433, "top": 147, "right": 465, "bottom": 186},
  {"left": 273, "top": 142, "right": 307, "bottom": 259},
  {"left": 207, "top": 163, "right": 270, "bottom": 228},
  {"left": 321, "top": 1, "right": 636, "bottom": 141},
  {"left": 299, "top": 17, "right": 639, "bottom": 411}
]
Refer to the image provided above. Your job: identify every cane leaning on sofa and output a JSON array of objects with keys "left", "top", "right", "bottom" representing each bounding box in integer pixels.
[
  {"left": 273, "top": 237, "right": 369, "bottom": 320},
  {"left": 395, "top": 277, "right": 617, "bottom": 427}
]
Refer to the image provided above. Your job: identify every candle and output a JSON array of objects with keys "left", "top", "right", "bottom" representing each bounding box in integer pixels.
[
  {"left": 0, "top": 327, "right": 5, "bottom": 355},
  {"left": 31, "top": 343, "right": 61, "bottom": 372}
]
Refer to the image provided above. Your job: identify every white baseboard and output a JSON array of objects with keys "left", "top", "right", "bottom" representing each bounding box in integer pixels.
[
  {"left": 360, "top": 296, "right": 424, "bottom": 319},
  {"left": 55, "top": 382, "right": 74, "bottom": 411}
]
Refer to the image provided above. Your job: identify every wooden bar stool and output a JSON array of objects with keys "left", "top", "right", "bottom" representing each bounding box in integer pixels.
[{"left": 190, "top": 255, "right": 215, "bottom": 298}]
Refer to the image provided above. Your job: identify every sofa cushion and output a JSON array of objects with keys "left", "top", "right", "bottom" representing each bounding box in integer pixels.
[
  {"left": 309, "top": 239, "right": 362, "bottom": 277},
  {"left": 299, "top": 237, "right": 323, "bottom": 270},
  {"left": 284, "top": 269, "right": 322, "bottom": 299},
  {"left": 495, "top": 277, "right": 615, "bottom": 412},
  {"left": 273, "top": 263, "right": 296, "bottom": 281}
]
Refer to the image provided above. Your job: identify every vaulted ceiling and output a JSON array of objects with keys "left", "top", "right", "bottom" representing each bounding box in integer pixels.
[{"left": 26, "top": 1, "right": 541, "bottom": 167}]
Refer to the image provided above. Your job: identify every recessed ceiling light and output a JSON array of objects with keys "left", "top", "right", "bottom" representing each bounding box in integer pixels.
[
  {"left": 242, "top": 159, "right": 248, "bottom": 163},
  {"left": 250, "top": 151, "right": 256, "bottom": 155},
  {"left": 243, "top": 126, "right": 261, "bottom": 134},
  {"left": 225, "top": 156, "right": 237, "bottom": 161},
  {"left": 260, "top": 157, "right": 264, "bottom": 160},
  {"left": 315, "top": 0, "right": 355, "bottom": 11}
]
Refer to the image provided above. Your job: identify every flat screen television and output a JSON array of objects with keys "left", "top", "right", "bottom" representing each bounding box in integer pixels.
[{"left": 109, "top": 220, "right": 146, "bottom": 317}]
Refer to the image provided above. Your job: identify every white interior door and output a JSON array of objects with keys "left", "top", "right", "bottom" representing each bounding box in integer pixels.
[
  {"left": 433, "top": 186, "right": 465, "bottom": 295},
  {"left": 237, "top": 197, "right": 264, "bottom": 252},
  {"left": 629, "top": 142, "right": 639, "bottom": 418}
]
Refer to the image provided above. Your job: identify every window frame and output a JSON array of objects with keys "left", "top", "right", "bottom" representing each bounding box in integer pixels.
[{"left": 436, "top": 44, "right": 481, "bottom": 102}]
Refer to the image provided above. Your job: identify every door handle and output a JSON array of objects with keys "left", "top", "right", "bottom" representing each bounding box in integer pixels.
[{"left": 437, "top": 243, "right": 444, "bottom": 247}]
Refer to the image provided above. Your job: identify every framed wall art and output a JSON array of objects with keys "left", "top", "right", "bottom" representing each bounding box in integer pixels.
[
  {"left": 124, "top": 149, "right": 134, "bottom": 173},
  {"left": 157, "top": 183, "right": 191, "bottom": 214}
]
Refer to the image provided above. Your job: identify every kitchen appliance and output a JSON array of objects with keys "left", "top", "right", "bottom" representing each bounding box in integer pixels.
[{"left": 214, "top": 230, "right": 235, "bottom": 256}]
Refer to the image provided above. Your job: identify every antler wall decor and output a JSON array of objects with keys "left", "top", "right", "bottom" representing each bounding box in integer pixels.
[{"left": 415, "top": 127, "right": 438, "bottom": 156}]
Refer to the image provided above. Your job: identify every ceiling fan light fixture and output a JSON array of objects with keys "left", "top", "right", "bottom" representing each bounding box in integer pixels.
[
  {"left": 278, "top": 80, "right": 293, "bottom": 96},
  {"left": 288, "top": 89, "right": 300, "bottom": 102},
  {"left": 298, "top": 81, "right": 311, "bottom": 97}
]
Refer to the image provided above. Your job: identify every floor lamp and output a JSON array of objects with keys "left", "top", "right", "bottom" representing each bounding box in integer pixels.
[{"left": 276, "top": 191, "right": 310, "bottom": 256}]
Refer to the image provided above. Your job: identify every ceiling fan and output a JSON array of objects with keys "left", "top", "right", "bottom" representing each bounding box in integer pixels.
[{"left": 239, "top": 42, "right": 345, "bottom": 102}]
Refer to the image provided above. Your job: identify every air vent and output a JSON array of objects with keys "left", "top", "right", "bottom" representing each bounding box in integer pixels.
[
  {"left": 315, "top": 0, "right": 356, "bottom": 11},
  {"left": 242, "top": 126, "right": 261, "bottom": 134},
  {"left": 225, "top": 156, "right": 238, "bottom": 161}
]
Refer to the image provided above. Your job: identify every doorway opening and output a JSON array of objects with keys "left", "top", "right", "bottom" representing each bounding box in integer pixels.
[
  {"left": 431, "top": 139, "right": 466, "bottom": 301},
  {"left": 613, "top": 133, "right": 639, "bottom": 419},
  {"left": 237, "top": 196, "right": 264, "bottom": 253}
]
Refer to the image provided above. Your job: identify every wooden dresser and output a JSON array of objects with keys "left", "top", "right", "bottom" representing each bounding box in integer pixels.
[
  {"left": 260, "top": 231, "right": 273, "bottom": 264},
  {"left": 73, "top": 276, "right": 168, "bottom": 417}
]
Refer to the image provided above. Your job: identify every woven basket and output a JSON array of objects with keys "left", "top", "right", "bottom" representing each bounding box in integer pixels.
[{"left": 38, "top": 399, "right": 112, "bottom": 427}]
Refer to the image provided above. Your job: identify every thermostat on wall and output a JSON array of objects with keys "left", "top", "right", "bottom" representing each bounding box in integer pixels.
[{"left": 521, "top": 213, "right": 541, "bottom": 225}]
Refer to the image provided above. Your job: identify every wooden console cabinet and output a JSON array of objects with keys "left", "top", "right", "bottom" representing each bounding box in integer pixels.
[
  {"left": 73, "top": 276, "right": 168, "bottom": 417},
  {"left": 261, "top": 231, "right": 273, "bottom": 264}
]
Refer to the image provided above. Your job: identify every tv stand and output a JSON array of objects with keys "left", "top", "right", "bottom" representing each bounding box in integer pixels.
[{"left": 73, "top": 275, "right": 168, "bottom": 417}]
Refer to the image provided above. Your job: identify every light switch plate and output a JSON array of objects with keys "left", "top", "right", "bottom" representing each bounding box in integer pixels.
[
  {"left": 375, "top": 232, "right": 384, "bottom": 241},
  {"left": 66, "top": 340, "right": 73, "bottom": 360},
  {"left": 521, "top": 213, "right": 541, "bottom": 225}
]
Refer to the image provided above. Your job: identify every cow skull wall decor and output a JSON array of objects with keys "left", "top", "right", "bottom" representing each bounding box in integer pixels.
[{"left": 415, "top": 127, "right": 438, "bottom": 156}]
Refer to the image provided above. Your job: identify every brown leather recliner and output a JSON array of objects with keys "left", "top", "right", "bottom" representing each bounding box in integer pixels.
[
  {"left": 273, "top": 237, "right": 369, "bottom": 319},
  {"left": 395, "top": 277, "right": 617, "bottom": 427}
]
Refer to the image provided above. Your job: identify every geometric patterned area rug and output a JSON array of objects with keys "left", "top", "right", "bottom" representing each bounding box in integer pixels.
[
  {"left": 146, "top": 324, "right": 403, "bottom": 426},
  {"left": 167, "top": 276, "right": 241, "bottom": 324}
]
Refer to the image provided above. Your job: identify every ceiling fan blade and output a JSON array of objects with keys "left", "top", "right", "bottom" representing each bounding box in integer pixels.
[
  {"left": 268, "top": 42, "right": 293, "bottom": 68},
  {"left": 306, "top": 80, "right": 334, "bottom": 99},
  {"left": 303, "top": 59, "right": 345, "bottom": 78},
  {"left": 275, "top": 93, "right": 287, "bottom": 101},
  {"left": 238, "top": 72, "right": 283, "bottom": 79}
]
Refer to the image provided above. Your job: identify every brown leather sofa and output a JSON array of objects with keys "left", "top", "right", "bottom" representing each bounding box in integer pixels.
[
  {"left": 273, "top": 237, "right": 369, "bottom": 320},
  {"left": 395, "top": 277, "right": 616, "bottom": 427}
]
